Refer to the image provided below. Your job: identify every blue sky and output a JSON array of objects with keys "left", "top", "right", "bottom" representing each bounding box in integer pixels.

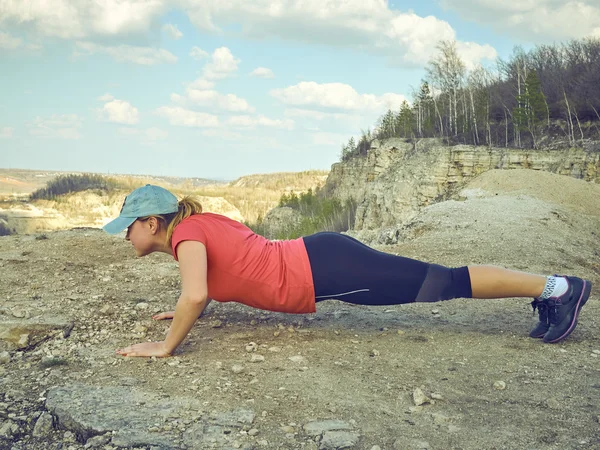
[{"left": 1, "top": 1, "right": 599, "bottom": 180}]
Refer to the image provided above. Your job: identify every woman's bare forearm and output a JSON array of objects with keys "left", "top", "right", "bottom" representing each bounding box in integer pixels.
[{"left": 163, "top": 295, "right": 208, "bottom": 354}]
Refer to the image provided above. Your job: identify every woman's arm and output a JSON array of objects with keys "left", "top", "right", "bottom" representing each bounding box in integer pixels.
[
  {"left": 117, "top": 240, "right": 209, "bottom": 357},
  {"left": 152, "top": 298, "right": 213, "bottom": 320}
]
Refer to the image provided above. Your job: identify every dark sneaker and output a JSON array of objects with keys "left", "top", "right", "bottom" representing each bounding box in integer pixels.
[
  {"left": 543, "top": 276, "right": 592, "bottom": 344},
  {"left": 529, "top": 299, "right": 549, "bottom": 338}
]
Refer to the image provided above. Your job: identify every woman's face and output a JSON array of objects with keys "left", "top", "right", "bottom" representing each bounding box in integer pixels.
[{"left": 125, "top": 219, "right": 156, "bottom": 257}]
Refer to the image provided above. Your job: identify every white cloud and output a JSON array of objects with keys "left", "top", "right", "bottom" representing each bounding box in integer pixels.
[
  {"left": 284, "top": 108, "right": 354, "bottom": 121},
  {"left": 227, "top": 115, "right": 294, "bottom": 130},
  {"left": 202, "top": 47, "right": 240, "bottom": 80},
  {"left": 155, "top": 106, "right": 220, "bottom": 127},
  {"left": 162, "top": 23, "right": 182, "bottom": 39},
  {"left": 75, "top": 41, "right": 177, "bottom": 65},
  {"left": 0, "top": 1, "right": 498, "bottom": 66},
  {"left": 119, "top": 127, "right": 168, "bottom": 144},
  {"left": 186, "top": 88, "right": 254, "bottom": 113},
  {"left": 188, "top": 78, "right": 215, "bottom": 90},
  {"left": 440, "top": 0, "right": 600, "bottom": 41},
  {"left": 181, "top": 0, "right": 496, "bottom": 67},
  {"left": 29, "top": 114, "right": 82, "bottom": 139},
  {"left": 97, "top": 93, "right": 114, "bottom": 102},
  {"left": 271, "top": 82, "right": 407, "bottom": 112},
  {"left": 250, "top": 67, "right": 275, "bottom": 78},
  {"left": 0, "top": 127, "right": 13, "bottom": 138},
  {"left": 0, "top": 31, "right": 21, "bottom": 49},
  {"left": 100, "top": 98, "right": 140, "bottom": 124},
  {"left": 0, "top": 0, "right": 167, "bottom": 39},
  {"left": 201, "top": 129, "right": 244, "bottom": 140},
  {"left": 0, "top": 31, "right": 41, "bottom": 51},
  {"left": 190, "top": 46, "right": 209, "bottom": 60},
  {"left": 169, "top": 76, "right": 253, "bottom": 113}
]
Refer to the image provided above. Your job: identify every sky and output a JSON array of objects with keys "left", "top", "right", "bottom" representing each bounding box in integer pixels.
[{"left": 1, "top": 1, "right": 599, "bottom": 181}]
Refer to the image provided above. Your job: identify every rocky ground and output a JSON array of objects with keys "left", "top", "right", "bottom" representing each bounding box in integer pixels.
[{"left": 1, "top": 169, "right": 599, "bottom": 450}]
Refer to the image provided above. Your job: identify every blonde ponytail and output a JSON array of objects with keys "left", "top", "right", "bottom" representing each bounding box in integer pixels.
[{"left": 165, "top": 196, "right": 203, "bottom": 244}]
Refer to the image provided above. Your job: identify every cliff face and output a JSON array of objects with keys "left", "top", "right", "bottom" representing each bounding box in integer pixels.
[{"left": 325, "top": 138, "right": 600, "bottom": 232}]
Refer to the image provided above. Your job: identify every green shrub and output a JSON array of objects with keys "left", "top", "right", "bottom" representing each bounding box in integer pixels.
[{"left": 30, "top": 174, "right": 120, "bottom": 200}]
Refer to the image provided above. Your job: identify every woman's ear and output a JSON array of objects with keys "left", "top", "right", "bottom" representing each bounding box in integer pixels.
[{"left": 148, "top": 217, "right": 159, "bottom": 234}]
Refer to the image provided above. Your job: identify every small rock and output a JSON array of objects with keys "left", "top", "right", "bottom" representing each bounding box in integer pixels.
[
  {"left": 246, "top": 342, "right": 258, "bottom": 352},
  {"left": 304, "top": 420, "right": 352, "bottom": 436},
  {"left": 281, "top": 425, "right": 295, "bottom": 433},
  {"left": 412, "top": 388, "right": 431, "bottom": 406},
  {"left": 370, "top": 446, "right": 382, "bottom": 450},
  {"left": 132, "top": 324, "right": 148, "bottom": 334},
  {"left": 210, "top": 320, "right": 223, "bottom": 328},
  {"left": 0, "top": 420, "right": 19, "bottom": 439},
  {"left": 546, "top": 398, "right": 561, "bottom": 410},
  {"left": 268, "top": 347, "right": 281, "bottom": 352},
  {"left": 493, "top": 381, "right": 506, "bottom": 391},
  {"left": 84, "top": 433, "right": 111, "bottom": 448},
  {"left": 32, "top": 412, "right": 54, "bottom": 436},
  {"left": 397, "top": 330, "right": 405, "bottom": 335},
  {"left": 369, "top": 350, "right": 380, "bottom": 357},
  {"left": 0, "top": 351, "right": 10, "bottom": 364},
  {"left": 448, "top": 425, "right": 461, "bottom": 433},
  {"left": 431, "top": 413, "right": 451, "bottom": 424},
  {"left": 248, "top": 428, "right": 259, "bottom": 436},
  {"left": 250, "top": 354, "right": 265, "bottom": 363},
  {"left": 288, "top": 355, "right": 306, "bottom": 363},
  {"left": 231, "top": 365, "right": 245, "bottom": 374},
  {"left": 430, "top": 393, "right": 444, "bottom": 400},
  {"left": 431, "top": 309, "right": 440, "bottom": 314},
  {"left": 320, "top": 431, "right": 360, "bottom": 449},
  {"left": 11, "top": 309, "right": 26, "bottom": 318},
  {"left": 18, "top": 334, "right": 29, "bottom": 347},
  {"left": 592, "top": 349, "right": 600, "bottom": 355},
  {"left": 135, "top": 302, "right": 149, "bottom": 310}
]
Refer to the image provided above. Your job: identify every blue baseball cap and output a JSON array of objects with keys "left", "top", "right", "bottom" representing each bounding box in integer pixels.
[{"left": 102, "top": 184, "right": 179, "bottom": 235}]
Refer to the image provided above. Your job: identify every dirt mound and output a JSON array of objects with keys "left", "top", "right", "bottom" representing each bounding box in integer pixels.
[
  {"left": 461, "top": 168, "right": 600, "bottom": 216},
  {"left": 0, "top": 170, "right": 599, "bottom": 449}
]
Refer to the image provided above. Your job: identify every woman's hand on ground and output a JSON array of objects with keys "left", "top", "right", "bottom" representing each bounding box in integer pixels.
[
  {"left": 152, "top": 311, "right": 175, "bottom": 320},
  {"left": 116, "top": 341, "right": 171, "bottom": 358}
]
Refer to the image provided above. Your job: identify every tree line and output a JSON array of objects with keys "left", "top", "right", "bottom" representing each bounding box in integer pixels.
[{"left": 341, "top": 37, "right": 600, "bottom": 161}]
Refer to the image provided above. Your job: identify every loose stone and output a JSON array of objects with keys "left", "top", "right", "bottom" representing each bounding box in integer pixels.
[
  {"left": 493, "top": 381, "right": 506, "bottom": 390},
  {"left": 251, "top": 354, "right": 265, "bottom": 363},
  {"left": 231, "top": 365, "right": 245, "bottom": 374},
  {"left": 412, "top": 388, "right": 431, "bottom": 406},
  {"left": 32, "top": 412, "right": 54, "bottom": 436},
  {"left": 246, "top": 342, "right": 258, "bottom": 352},
  {"left": 0, "top": 351, "right": 10, "bottom": 364},
  {"left": 320, "top": 431, "right": 360, "bottom": 449}
]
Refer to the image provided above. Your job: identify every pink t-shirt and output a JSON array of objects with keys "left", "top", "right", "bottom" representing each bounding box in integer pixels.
[{"left": 171, "top": 213, "right": 316, "bottom": 314}]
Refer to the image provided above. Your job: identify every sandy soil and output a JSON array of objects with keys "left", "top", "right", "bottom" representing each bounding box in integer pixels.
[{"left": 0, "top": 169, "right": 599, "bottom": 450}]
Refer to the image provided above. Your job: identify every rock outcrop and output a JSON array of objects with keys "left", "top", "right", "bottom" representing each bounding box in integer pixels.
[{"left": 324, "top": 138, "right": 600, "bottom": 233}]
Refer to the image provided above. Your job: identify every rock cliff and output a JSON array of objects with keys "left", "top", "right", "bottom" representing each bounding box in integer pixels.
[{"left": 324, "top": 138, "right": 600, "bottom": 233}]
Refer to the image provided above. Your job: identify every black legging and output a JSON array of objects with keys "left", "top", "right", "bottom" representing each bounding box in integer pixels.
[{"left": 303, "top": 232, "right": 472, "bottom": 305}]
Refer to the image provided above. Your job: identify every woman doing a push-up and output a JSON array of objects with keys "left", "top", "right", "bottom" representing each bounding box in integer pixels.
[{"left": 102, "top": 185, "right": 592, "bottom": 358}]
